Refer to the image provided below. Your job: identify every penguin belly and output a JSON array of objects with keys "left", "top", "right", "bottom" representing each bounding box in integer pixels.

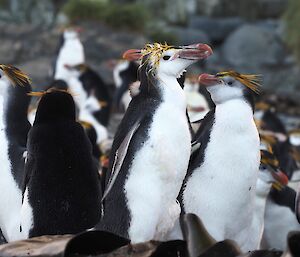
[
  {"left": 183, "top": 101, "right": 260, "bottom": 251},
  {"left": 0, "top": 100, "right": 24, "bottom": 242},
  {"left": 55, "top": 41, "right": 84, "bottom": 81},
  {"left": 125, "top": 103, "right": 191, "bottom": 243}
]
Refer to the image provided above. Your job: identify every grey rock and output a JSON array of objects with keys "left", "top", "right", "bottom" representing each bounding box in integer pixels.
[
  {"left": 189, "top": 16, "right": 245, "bottom": 42},
  {"left": 18, "top": 57, "right": 52, "bottom": 89},
  {"left": 195, "top": 0, "right": 287, "bottom": 19},
  {"left": 167, "top": 26, "right": 210, "bottom": 45},
  {"left": 0, "top": 39, "right": 22, "bottom": 63},
  {"left": 222, "top": 25, "right": 285, "bottom": 69}
]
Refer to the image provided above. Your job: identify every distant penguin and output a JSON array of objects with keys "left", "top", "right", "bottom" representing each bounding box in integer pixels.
[
  {"left": 98, "top": 42, "right": 213, "bottom": 242},
  {"left": 65, "top": 64, "right": 111, "bottom": 126},
  {"left": 21, "top": 90, "right": 101, "bottom": 238},
  {"left": 113, "top": 60, "right": 138, "bottom": 111},
  {"left": 65, "top": 64, "right": 110, "bottom": 143},
  {"left": 0, "top": 65, "right": 32, "bottom": 242},
  {"left": 179, "top": 71, "right": 261, "bottom": 251},
  {"left": 183, "top": 76, "right": 210, "bottom": 123},
  {"left": 261, "top": 185, "right": 300, "bottom": 250},
  {"left": 261, "top": 147, "right": 300, "bottom": 252},
  {"left": 53, "top": 27, "right": 84, "bottom": 81},
  {"left": 253, "top": 150, "right": 288, "bottom": 249}
]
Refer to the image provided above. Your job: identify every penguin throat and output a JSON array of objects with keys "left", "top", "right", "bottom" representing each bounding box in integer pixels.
[{"left": 157, "top": 74, "right": 186, "bottom": 110}]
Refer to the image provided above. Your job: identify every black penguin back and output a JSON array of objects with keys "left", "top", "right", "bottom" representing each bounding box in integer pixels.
[
  {"left": 79, "top": 67, "right": 111, "bottom": 126},
  {"left": 113, "top": 61, "right": 138, "bottom": 109},
  {"left": 25, "top": 90, "right": 101, "bottom": 237},
  {"left": 6, "top": 81, "right": 32, "bottom": 188}
]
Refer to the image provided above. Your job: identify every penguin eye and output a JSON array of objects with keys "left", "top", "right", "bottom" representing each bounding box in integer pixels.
[{"left": 163, "top": 55, "right": 171, "bottom": 61}]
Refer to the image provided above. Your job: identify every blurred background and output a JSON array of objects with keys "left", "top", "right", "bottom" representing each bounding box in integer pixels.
[{"left": 0, "top": 0, "right": 299, "bottom": 98}]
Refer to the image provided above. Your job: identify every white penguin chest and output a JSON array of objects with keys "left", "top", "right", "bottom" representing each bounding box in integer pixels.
[
  {"left": 125, "top": 102, "right": 191, "bottom": 203},
  {"left": 183, "top": 100, "right": 260, "bottom": 241}
]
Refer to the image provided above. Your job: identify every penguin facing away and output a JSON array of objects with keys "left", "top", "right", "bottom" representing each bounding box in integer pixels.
[
  {"left": 0, "top": 65, "right": 32, "bottom": 242},
  {"left": 98, "top": 42, "right": 213, "bottom": 243},
  {"left": 179, "top": 71, "right": 261, "bottom": 252},
  {"left": 21, "top": 90, "right": 101, "bottom": 238}
]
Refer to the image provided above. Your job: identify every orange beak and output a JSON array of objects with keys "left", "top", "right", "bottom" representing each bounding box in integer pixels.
[
  {"left": 198, "top": 73, "right": 222, "bottom": 87},
  {"left": 122, "top": 49, "right": 143, "bottom": 61}
]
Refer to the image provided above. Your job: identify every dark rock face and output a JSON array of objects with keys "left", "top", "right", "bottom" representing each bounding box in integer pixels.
[
  {"left": 189, "top": 16, "right": 245, "bottom": 43},
  {"left": 222, "top": 24, "right": 285, "bottom": 69}
]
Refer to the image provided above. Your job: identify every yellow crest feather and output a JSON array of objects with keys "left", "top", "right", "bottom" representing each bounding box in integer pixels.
[
  {"left": 141, "top": 43, "right": 173, "bottom": 68},
  {"left": 0, "top": 64, "right": 31, "bottom": 86},
  {"left": 27, "top": 89, "right": 76, "bottom": 97},
  {"left": 216, "top": 71, "right": 262, "bottom": 94}
]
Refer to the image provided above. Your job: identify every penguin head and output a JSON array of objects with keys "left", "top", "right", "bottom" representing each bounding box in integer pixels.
[
  {"left": 0, "top": 65, "right": 31, "bottom": 96},
  {"left": 63, "top": 27, "right": 80, "bottom": 40},
  {"left": 289, "top": 129, "right": 300, "bottom": 147},
  {"left": 199, "top": 71, "right": 261, "bottom": 106},
  {"left": 123, "top": 43, "right": 212, "bottom": 79},
  {"left": 259, "top": 150, "right": 288, "bottom": 189},
  {"left": 32, "top": 90, "right": 76, "bottom": 125}
]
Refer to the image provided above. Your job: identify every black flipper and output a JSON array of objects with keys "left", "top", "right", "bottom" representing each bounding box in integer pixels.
[{"left": 101, "top": 118, "right": 142, "bottom": 202}]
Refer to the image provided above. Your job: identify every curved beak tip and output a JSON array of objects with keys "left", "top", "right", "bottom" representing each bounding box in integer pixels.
[{"left": 122, "top": 49, "right": 142, "bottom": 61}]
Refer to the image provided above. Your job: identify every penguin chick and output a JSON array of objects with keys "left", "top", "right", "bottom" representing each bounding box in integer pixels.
[{"left": 21, "top": 90, "right": 101, "bottom": 238}]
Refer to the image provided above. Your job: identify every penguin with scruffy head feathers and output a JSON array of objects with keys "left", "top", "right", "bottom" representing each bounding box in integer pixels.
[
  {"left": 98, "top": 42, "right": 213, "bottom": 242},
  {"left": 21, "top": 90, "right": 101, "bottom": 238},
  {"left": 0, "top": 65, "right": 31, "bottom": 242}
]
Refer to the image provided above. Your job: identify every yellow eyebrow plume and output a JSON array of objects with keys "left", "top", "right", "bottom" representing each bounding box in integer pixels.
[
  {"left": 216, "top": 71, "right": 262, "bottom": 94},
  {"left": 0, "top": 64, "right": 31, "bottom": 86}
]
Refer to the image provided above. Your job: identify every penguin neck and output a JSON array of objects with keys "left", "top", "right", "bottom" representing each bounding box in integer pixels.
[
  {"left": 157, "top": 73, "right": 187, "bottom": 111},
  {"left": 251, "top": 179, "right": 272, "bottom": 244},
  {"left": 1, "top": 86, "right": 31, "bottom": 143},
  {"left": 215, "top": 98, "right": 255, "bottom": 127}
]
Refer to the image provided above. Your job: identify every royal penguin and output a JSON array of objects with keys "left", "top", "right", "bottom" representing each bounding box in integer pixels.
[
  {"left": 98, "top": 42, "right": 213, "bottom": 243},
  {"left": 179, "top": 71, "right": 261, "bottom": 251},
  {"left": 261, "top": 185, "right": 300, "bottom": 251},
  {"left": 112, "top": 60, "right": 139, "bottom": 111},
  {"left": 53, "top": 27, "right": 84, "bottom": 81},
  {"left": 261, "top": 150, "right": 300, "bottom": 252},
  {"left": 253, "top": 150, "right": 288, "bottom": 249},
  {"left": 0, "top": 65, "right": 32, "bottom": 242},
  {"left": 21, "top": 90, "right": 101, "bottom": 238}
]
